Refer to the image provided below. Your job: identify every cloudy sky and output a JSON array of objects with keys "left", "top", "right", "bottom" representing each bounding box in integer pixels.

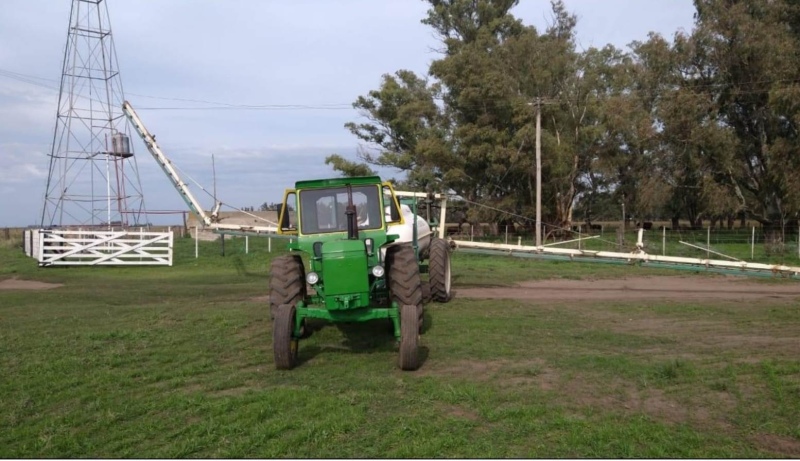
[{"left": 0, "top": 0, "right": 696, "bottom": 227}]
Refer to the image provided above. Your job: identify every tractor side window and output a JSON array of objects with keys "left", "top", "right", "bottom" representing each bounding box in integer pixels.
[
  {"left": 279, "top": 192, "right": 297, "bottom": 233},
  {"left": 300, "top": 190, "right": 329, "bottom": 233},
  {"left": 383, "top": 185, "right": 401, "bottom": 223}
]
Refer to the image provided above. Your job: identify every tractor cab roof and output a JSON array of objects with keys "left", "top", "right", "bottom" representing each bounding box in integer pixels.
[{"left": 294, "top": 176, "right": 383, "bottom": 190}]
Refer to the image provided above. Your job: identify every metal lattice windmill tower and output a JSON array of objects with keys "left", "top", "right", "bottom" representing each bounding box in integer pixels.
[{"left": 41, "top": 0, "right": 147, "bottom": 229}]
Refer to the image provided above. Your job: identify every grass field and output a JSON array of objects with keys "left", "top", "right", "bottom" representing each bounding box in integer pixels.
[{"left": 1, "top": 236, "right": 799, "bottom": 457}]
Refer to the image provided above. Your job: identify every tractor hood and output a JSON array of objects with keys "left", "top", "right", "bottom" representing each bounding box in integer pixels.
[{"left": 320, "top": 239, "right": 371, "bottom": 310}]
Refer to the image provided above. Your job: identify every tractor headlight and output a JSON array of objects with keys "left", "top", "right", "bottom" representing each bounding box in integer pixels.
[
  {"left": 306, "top": 272, "right": 320, "bottom": 285},
  {"left": 371, "top": 265, "right": 385, "bottom": 278}
]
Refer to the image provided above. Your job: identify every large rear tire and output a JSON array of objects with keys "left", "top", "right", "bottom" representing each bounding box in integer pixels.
[
  {"left": 269, "top": 254, "right": 306, "bottom": 319},
  {"left": 386, "top": 244, "right": 423, "bottom": 319},
  {"left": 421, "top": 281, "right": 432, "bottom": 304},
  {"left": 273, "top": 304, "right": 298, "bottom": 370},
  {"left": 398, "top": 304, "right": 419, "bottom": 371},
  {"left": 429, "top": 238, "right": 452, "bottom": 302}
]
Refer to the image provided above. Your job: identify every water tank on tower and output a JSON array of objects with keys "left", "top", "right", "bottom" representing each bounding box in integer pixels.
[{"left": 111, "top": 132, "right": 133, "bottom": 158}]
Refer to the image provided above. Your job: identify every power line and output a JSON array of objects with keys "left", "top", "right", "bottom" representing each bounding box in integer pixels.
[
  {"left": 135, "top": 105, "right": 354, "bottom": 111},
  {"left": 125, "top": 92, "right": 351, "bottom": 109},
  {"left": 5, "top": 65, "right": 800, "bottom": 114},
  {"left": 0, "top": 67, "right": 355, "bottom": 110}
]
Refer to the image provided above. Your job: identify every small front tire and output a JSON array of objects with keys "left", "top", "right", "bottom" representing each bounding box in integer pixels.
[
  {"left": 398, "top": 304, "right": 420, "bottom": 371},
  {"left": 273, "top": 304, "right": 298, "bottom": 370}
]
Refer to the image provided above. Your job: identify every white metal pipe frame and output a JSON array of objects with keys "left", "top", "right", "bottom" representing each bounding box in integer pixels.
[{"left": 449, "top": 228, "right": 800, "bottom": 279}]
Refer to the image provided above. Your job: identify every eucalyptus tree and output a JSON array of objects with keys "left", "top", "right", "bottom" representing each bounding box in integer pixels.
[
  {"left": 422, "top": 0, "right": 531, "bottom": 228},
  {"left": 333, "top": 0, "right": 605, "bottom": 232},
  {"left": 688, "top": 0, "right": 800, "bottom": 230},
  {"left": 330, "top": 0, "right": 800, "bottom": 236}
]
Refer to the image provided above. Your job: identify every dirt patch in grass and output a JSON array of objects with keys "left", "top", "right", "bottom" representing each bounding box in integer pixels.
[
  {"left": 419, "top": 358, "right": 541, "bottom": 381},
  {"left": 420, "top": 358, "right": 561, "bottom": 392},
  {"left": 211, "top": 385, "right": 257, "bottom": 397},
  {"left": 417, "top": 358, "right": 507, "bottom": 381},
  {"left": 424, "top": 356, "right": 739, "bottom": 432},
  {"left": 569, "top": 312, "right": 798, "bottom": 361},
  {"left": 0, "top": 278, "right": 62, "bottom": 290},
  {"left": 751, "top": 433, "right": 800, "bottom": 457},
  {"left": 458, "top": 276, "right": 800, "bottom": 302},
  {"left": 611, "top": 385, "right": 735, "bottom": 430},
  {"left": 554, "top": 375, "right": 698, "bottom": 425},
  {"left": 439, "top": 403, "right": 481, "bottom": 421}
]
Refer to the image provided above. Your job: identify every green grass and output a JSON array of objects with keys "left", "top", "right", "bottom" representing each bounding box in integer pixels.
[{"left": 1, "top": 236, "right": 799, "bottom": 457}]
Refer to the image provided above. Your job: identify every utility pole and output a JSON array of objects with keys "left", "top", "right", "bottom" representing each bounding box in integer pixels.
[
  {"left": 528, "top": 97, "right": 554, "bottom": 247},
  {"left": 621, "top": 193, "right": 626, "bottom": 231},
  {"left": 535, "top": 99, "right": 542, "bottom": 247}
]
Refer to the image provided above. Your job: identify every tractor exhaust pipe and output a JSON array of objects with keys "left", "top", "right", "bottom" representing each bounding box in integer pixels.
[{"left": 345, "top": 184, "right": 358, "bottom": 240}]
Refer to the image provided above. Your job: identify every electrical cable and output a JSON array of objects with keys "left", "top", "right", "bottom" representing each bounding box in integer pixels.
[{"left": 4, "top": 66, "right": 800, "bottom": 112}]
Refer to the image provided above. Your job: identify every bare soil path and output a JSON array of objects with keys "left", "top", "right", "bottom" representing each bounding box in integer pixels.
[
  {"left": 0, "top": 278, "right": 62, "bottom": 290},
  {"left": 457, "top": 276, "right": 800, "bottom": 302}
]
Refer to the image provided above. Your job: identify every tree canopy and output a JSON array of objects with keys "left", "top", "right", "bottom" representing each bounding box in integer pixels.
[{"left": 327, "top": 0, "right": 800, "bottom": 231}]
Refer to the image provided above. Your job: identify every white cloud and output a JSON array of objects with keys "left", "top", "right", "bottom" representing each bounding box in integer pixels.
[
  {"left": 0, "top": 81, "right": 57, "bottom": 138},
  {"left": 0, "top": 143, "right": 49, "bottom": 184},
  {"left": 0, "top": 143, "right": 49, "bottom": 226}
]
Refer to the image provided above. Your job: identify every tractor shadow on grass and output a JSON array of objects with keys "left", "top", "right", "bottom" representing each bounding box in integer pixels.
[
  {"left": 295, "top": 313, "right": 432, "bottom": 369},
  {"left": 231, "top": 256, "right": 263, "bottom": 278}
]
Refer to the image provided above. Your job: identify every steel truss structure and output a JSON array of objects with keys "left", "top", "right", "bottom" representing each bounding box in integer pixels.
[{"left": 41, "top": 0, "right": 147, "bottom": 229}]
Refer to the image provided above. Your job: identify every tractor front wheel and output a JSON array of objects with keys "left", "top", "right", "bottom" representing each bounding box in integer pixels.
[
  {"left": 269, "top": 254, "right": 306, "bottom": 320},
  {"left": 429, "top": 238, "right": 452, "bottom": 302},
  {"left": 398, "top": 304, "right": 419, "bottom": 371},
  {"left": 273, "top": 304, "right": 298, "bottom": 370}
]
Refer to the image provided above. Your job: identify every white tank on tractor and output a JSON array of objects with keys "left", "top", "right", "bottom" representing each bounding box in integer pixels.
[{"left": 384, "top": 204, "right": 432, "bottom": 257}]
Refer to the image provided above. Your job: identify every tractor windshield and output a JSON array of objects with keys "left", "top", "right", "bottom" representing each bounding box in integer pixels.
[{"left": 298, "top": 185, "right": 382, "bottom": 234}]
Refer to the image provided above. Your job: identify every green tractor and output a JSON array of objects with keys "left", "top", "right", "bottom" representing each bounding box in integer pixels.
[{"left": 269, "top": 176, "right": 452, "bottom": 371}]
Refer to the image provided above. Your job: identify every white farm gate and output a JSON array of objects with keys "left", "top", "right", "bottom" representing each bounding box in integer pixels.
[
  {"left": 23, "top": 229, "right": 40, "bottom": 258},
  {"left": 36, "top": 230, "right": 173, "bottom": 267}
]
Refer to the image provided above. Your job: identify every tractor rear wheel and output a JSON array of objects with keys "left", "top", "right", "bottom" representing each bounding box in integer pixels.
[
  {"left": 273, "top": 304, "right": 298, "bottom": 370},
  {"left": 421, "top": 281, "right": 431, "bottom": 303},
  {"left": 386, "top": 244, "right": 423, "bottom": 319},
  {"left": 398, "top": 304, "right": 419, "bottom": 371},
  {"left": 429, "top": 238, "right": 452, "bottom": 302},
  {"left": 269, "top": 254, "right": 306, "bottom": 319}
]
